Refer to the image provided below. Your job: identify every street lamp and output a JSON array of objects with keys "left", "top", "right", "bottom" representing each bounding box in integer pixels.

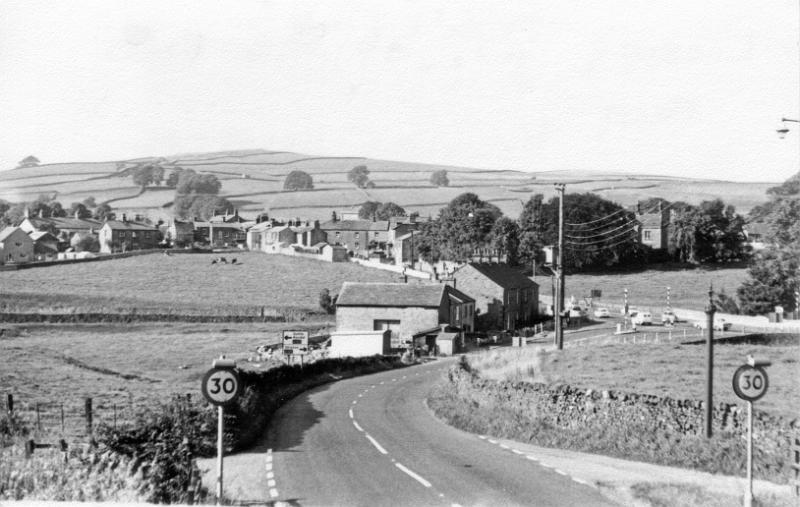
[{"left": 776, "top": 117, "right": 799, "bottom": 139}]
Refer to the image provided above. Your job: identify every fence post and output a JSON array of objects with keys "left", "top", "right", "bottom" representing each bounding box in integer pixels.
[
  {"left": 113, "top": 404, "right": 117, "bottom": 430},
  {"left": 6, "top": 394, "right": 13, "bottom": 415},
  {"left": 84, "top": 397, "right": 93, "bottom": 439},
  {"left": 36, "top": 403, "right": 41, "bottom": 431},
  {"left": 60, "top": 403, "right": 65, "bottom": 434}
]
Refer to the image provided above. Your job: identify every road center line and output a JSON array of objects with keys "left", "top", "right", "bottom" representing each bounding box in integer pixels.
[
  {"left": 269, "top": 488, "right": 278, "bottom": 498},
  {"left": 511, "top": 449, "right": 524, "bottom": 455},
  {"left": 365, "top": 433, "right": 388, "bottom": 454},
  {"left": 353, "top": 420, "right": 364, "bottom": 432},
  {"left": 349, "top": 408, "right": 354, "bottom": 418},
  {"left": 395, "top": 462, "right": 432, "bottom": 488}
]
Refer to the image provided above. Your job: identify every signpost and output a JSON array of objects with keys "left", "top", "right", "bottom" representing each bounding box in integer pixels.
[
  {"left": 201, "top": 357, "right": 241, "bottom": 505},
  {"left": 732, "top": 355, "right": 771, "bottom": 507},
  {"left": 282, "top": 330, "right": 310, "bottom": 365}
]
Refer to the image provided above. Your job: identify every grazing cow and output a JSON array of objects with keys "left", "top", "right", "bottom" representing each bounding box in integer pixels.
[
  {"left": 219, "top": 256, "right": 228, "bottom": 264},
  {"left": 211, "top": 259, "right": 217, "bottom": 264},
  {"left": 231, "top": 258, "right": 237, "bottom": 265}
]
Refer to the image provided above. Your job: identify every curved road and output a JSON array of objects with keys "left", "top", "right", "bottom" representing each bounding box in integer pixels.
[{"left": 217, "top": 359, "right": 614, "bottom": 507}]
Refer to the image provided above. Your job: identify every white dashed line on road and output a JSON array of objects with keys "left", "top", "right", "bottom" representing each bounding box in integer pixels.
[
  {"left": 353, "top": 420, "right": 364, "bottom": 432},
  {"left": 365, "top": 434, "right": 388, "bottom": 454},
  {"left": 269, "top": 488, "right": 278, "bottom": 498},
  {"left": 554, "top": 469, "right": 567, "bottom": 476},
  {"left": 395, "top": 463, "right": 432, "bottom": 488},
  {"left": 511, "top": 449, "right": 524, "bottom": 455},
  {"left": 349, "top": 408, "right": 354, "bottom": 419},
  {"left": 266, "top": 449, "right": 278, "bottom": 499},
  {"left": 267, "top": 479, "right": 276, "bottom": 487}
]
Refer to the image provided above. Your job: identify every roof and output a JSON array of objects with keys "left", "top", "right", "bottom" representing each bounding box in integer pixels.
[
  {"left": 248, "top": 222, "right": 276, "bottom": 232},
  {"left": 320, "top": 220, "right": 390, "bottom": 232},
  {"left": 0, "top": 226, "right": 24, "bottom": 242},
  {"left": 25, "top": 216, "right": 101, "bottom": 230},
  {"left": 457, "top": 263, "right": 538, "bottom": 289},
  {"left": 396, "top": 232, "right": 414, "bottom": 241},
  {"left": 29, "top": 231, "right": 57, "bottom": 241},
  {"left": 103, "top": 220, "right": 157, "bottom": 231},
  {"left": 638, "top": 213, "right": 667, "bottom": 228},
  {"left": 336, "top": 282, "right": 473, "bottom": 308}
]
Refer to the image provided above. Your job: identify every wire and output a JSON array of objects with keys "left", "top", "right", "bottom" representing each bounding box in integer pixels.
[
  {"left": 565, "top": 200, "right": 673, "bottom": 232},
  {"left": 564, "top": 207, "right": 629, "bottom": 227},
  {"left": 564, "top": 231, "right": 640, "bottom": 251},
  {"left": 564, "top": 217, "right": 637, "bottom": 240},
  {"left": 565, "top": 226, "right": 639, "bottom": 246}
]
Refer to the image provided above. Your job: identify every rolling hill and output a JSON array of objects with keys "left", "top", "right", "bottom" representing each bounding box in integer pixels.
[{"left": 0, "top": 149, "right": 776, "bottom": 222}]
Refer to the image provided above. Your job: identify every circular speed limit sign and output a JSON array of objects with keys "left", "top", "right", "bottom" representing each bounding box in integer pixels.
[
  {"left": 201, "top": 368, "right": 242, "bottom": 406},
  {"left": 732, "top": 365, "right": 768, "bottom": 402}
]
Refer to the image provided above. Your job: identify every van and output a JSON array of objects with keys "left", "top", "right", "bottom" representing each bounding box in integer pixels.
[{"left": 631, "top": 311, "right": 653, "bottom": 325}]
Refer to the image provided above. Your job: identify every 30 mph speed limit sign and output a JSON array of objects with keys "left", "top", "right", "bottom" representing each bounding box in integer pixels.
[
  {"left": 732, "top": 365, "right": 768, "bottom": 402},
  {"left": 201, "top": 368, "right": 242, "bottom": 406}
]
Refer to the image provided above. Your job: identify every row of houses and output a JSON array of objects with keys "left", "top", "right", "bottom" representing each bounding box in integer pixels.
[
  {"left": 329, "top": 262, "right": 540, "bottom": 358},
  {"left": 1, "top": 212, "right": 161, "bottom": 265}
]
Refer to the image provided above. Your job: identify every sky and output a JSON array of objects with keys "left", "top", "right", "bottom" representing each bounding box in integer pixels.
[{"left": 0, "top": 1, "right": 798, "bottom": 182}]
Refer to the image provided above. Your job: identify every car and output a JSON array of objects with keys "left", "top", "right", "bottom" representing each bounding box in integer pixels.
[
  {"left": 661, "top": 310, "right": 677, "bottom": 325},
  {"left": 631, "top": 311, "right": 653, "bottom": 325},
  {"left": 569, "top": 306, "right": 585, "bottom": 318},
  {"left": 693, "top": 318, "right": 732, "bottom": 331},
  {"left": 593, "top": 307, "right": 610, "bottom": 318}
]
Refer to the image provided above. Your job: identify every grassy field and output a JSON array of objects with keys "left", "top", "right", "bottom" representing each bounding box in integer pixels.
[
  {"left": 0, "top": 251, "right": 400, "bottom": 314},
  {"left": 559, "top": 265, "right": 749, "bottom": 312},
  {"left": 0, "top": 321, "right": 328, "bottom": 436},
  {"left": 0, "top": 149, "right": 775, "bottom": 222},
  {"left": 471, "top": 340, "right": 800, "bottom": 419}
]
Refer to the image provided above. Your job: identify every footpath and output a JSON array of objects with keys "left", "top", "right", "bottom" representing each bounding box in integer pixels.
[{"left": 480, "top": 436, "right": 794, "bottom": 506}]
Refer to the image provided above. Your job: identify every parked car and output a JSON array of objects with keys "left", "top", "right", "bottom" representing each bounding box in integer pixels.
[
  {"left": 693, "top": 318, "right": 732, "bottom": 331},
  {"left": 661, "top": 310, "right": 677, "bottom": 325},
  {"left": 569, "top": 306, "right": 585, "bottom": 318},
  {"left": 593, "top": 307, "right": 611, "bottom": 318},
  {"left": 631, "top": 311, "right": 653, "bottom": 326}
]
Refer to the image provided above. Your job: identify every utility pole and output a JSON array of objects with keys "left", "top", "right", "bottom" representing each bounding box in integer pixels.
[
  {"left": 554, "top": 183, "right": 566, "bottom": 349},
  {"left": 705, "top": 284, "right": 716, "bottom": 438}
]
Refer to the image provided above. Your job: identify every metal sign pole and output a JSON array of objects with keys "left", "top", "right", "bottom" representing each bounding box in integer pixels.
[
  {"left": 217, "top": 405, "right": 224, "bottom": 505},
  {"left": 745, "top": 400, "right": 753, "bottom": 507}
]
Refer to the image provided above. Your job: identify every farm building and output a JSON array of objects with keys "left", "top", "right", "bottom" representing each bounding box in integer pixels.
[
  {"left": 166, "top": 219, "right": 195, "bottom": 247},
  {"left": 0, "top": 227, "right": 34, "bottom": 265},
  {"left": 19, "top": 213, "right": 102, "bottom": 250},
  {"left": 636, "top": 202, "right": 671, "bottom": 250},
  {"left": 334, "top": 282, "right": 475, "bottom": 354},
  {"left": 451, "top": 263, "right": 538, "bottom": 331},
  {"left": 98, "top": 216, "right": 160, "bottom": 253},
  {"left": 29, "top": 231, "right": 59, "bottom": 260}
]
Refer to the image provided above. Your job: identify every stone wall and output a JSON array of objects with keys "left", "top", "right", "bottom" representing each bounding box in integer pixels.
[{"left": 438, "top": 362, "right": 796, "bottom": 483}]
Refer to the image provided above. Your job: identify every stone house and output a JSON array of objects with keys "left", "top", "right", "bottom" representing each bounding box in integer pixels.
[
  {"left": 451, "top": 263, "right": 538, "bottom": 331},
  {"left": 0, "top": 227, "right": 34, "bottom": 265},
  {"left": 635, "top": 202, "right": 671, "bottom": 250},
  {"left": 29, "top": 231, "right": 59, "bottom": 260},
  {"left": 98, "top": 216, "right": 160, "bottom": 253},
  {"left": 166, "top": 219, "right": 195, "bottom": 247},
  {"left": 19, "top": 213, "right": 101, "bottom": 250},
  {"left": 320, "top": 219, "right": 391, "bottom": 258},
  {"left": 335, "top": 282, "right": 475, "bottom": 352}
]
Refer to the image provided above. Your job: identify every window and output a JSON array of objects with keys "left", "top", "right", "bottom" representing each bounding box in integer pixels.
[
  {"left": 644, "top": 230, "right": 652, "bottom": 241},
  {"left": 120, "top": 231, "right": 126, "bottom": 238},
  {"left": 355, "top": 232, "right": 360, "bottom": 239},
  {"left": 224, "top": 231, "right": 230, "bottom": 238},
  {"left": 374, "top": 232, "right": 379, "bottom": 237},
  {"left": 145, "top": 231, "right": 152, "bottom": 239},
  {"left": 335, "top": 231, "right": 340, "bottom": 238},
  {"left": 132, "top": 231, "right": 138, "bottom": 238},
  {"left": 355, "top": 242, "right": 359, "bottom": 250}
]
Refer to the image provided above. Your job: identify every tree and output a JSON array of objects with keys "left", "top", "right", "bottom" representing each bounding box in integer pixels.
[
  {"left": 669, "top": 199, "right": 747, "bottom": 264},
  {"left": 71, "top": 232, "right": 100, "bottom": 253},
  {"left": 69, "top": 202, "right": 92, "bottom": 219},
  {"left": 174, "top": 195, "right": 233, "bottom": 221},
  {"left": 430, "top": 170, "right": 449, "bottom": 187},
  {"left": 176, "top": 171, "right": 221, "bottom": 195},
  {"left": 165, "top": 169, "right": 183, "bottom": 188},
  {"left": 490, "top": 217, "right": 520, "bottom": 265},
  {"left": 517, "top": 194, "right": 546, "bottom": 267},
  {"left": 319, "top": 289, "right": 337, "bottom": 314},
  {"left": 418, "top": 193, "right": 502, "bottom": 261},
  {"left": 283, "top": 170, "right": 314, "bottom": 191},
  {"left": 348, "top": 165, "right": 371, "bottom": 189},
  {"left": 82, "top": 196, "right": 97, "bottom": 208},
  {"left": 93, "top": 203, "right": 115, "bottom": 221},
  {"left": 358, "top": 201, "right": 406, "bottom": 220},
  {"left": 737, "top": 172, "right": 799, "bottom": 314}
]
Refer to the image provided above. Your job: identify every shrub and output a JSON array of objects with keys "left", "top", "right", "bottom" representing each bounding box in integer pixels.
[{"left": 283, "top": 171, "right": 314, "bottom": 191}]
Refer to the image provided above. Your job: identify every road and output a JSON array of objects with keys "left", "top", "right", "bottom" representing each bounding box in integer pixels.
[{"left": 247, "top": 359, "right": 614, "bottom": 507}]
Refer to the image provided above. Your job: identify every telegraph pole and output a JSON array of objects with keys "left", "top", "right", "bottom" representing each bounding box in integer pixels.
[
  {"left": 554, "top": 183, "right": 566, "bottom": 349},
  {"left": 704, "top": 284, "right": 716, "bottom": 438}
]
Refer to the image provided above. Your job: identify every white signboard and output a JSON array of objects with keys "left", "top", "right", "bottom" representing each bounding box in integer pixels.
[{"left": 282, "top": 330, "right": 310, "bottom": 354}]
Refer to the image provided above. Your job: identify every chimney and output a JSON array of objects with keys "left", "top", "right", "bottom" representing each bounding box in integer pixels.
[
  {"left": 331, "top": 211, "right": 338, "bottom": 222},
  {"left": 24, "top": 207, "right": 29, "bottom": 218},
  {"left": 122, "top": 214, "right": 127, "bottom": 223},
  {"left": 372, "top": 213, "right": 376, "bottom": 222}
]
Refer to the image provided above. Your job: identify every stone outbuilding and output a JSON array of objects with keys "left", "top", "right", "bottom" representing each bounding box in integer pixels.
[
  {"left": 334, "top": 282, "right": 475, "bottom": 353},
  {"left": 0, "top": 227, "right": 34, "bottom": 265}
]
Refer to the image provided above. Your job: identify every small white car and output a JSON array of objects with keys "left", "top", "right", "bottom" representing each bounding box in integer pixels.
[
  {"left": 569, "top": 306, "right": 585, "bottom": 318},
  {"left": 593, "top": 307, "right": 610, "bottom": 318},
  {"left": 694, "top": 318, "right": 732, "bottom": 331},
  {"left": 661, "top": 310, "right": 677, "bottom": 325},
  {"left": 631, "top": 311, "right": 653, "bottom": 326}
]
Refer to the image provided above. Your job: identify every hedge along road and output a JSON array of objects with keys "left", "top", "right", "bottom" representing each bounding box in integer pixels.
[{"left": 203, "top": 358, "right": 612, "bottom": 507}]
